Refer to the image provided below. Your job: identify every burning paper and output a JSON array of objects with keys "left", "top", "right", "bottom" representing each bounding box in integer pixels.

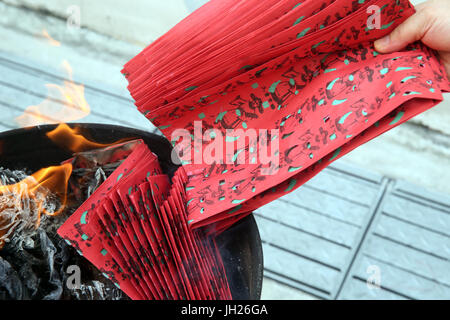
[
  {"left": 0, "top": 164, "right": 72, "bottom": 249},
  {"left": 122, "top": 0, "right": 450, "bottom": 230}
]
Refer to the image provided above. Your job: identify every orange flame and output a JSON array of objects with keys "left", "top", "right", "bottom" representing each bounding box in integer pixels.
[
  {"left": 0, "top": 163, "right": 72, "bottom": 248},
  {"left": 47, "top": 123, "right": 128, "bottom": 153},
  {"left": 41, "top": 29, "right": 61, "bottom": 47},
  {"left": 15, "top": 60, "right": 90, "bottom": 127}
]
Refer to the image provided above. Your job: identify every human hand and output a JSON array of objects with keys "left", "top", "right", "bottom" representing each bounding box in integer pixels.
[{"left": 374, "top": 0, "right": 450, "bottom": 79}]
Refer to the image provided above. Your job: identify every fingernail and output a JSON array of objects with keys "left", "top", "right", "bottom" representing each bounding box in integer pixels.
[{"left": 375, "top": 35, "right": 390, "bottom": 50}]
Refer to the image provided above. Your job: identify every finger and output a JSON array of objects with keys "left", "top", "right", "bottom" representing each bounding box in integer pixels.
[
  {"left": 439, "top": 51, "right": 450, "bottom": 81},
  {"left": 374, "top": 6, "right": 432, "bottom": 53}
]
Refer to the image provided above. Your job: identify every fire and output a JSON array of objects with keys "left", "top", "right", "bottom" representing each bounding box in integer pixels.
[
  {"left": 15, "top": 60, "right": 90, "bottom": 127},
  {"left": 47, "top": 123, "right": 128, "bottom": 153},
  {"left": 0, "top": 163, "right": 72, "bottom": 249},
  {"left": 41, "top": 29, "right": 61, "bottom": 47},
  {"left": 5, "top": 52, "right": 127, "bottom": 248}
]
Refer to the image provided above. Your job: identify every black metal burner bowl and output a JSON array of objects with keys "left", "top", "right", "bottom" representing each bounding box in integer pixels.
[{"left": 0, "top": 123, "right": 263, "bottom": 300}]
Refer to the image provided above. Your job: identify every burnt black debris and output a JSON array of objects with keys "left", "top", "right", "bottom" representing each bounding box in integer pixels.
[{"left": 0, "top": 156, "right": 128, "bottom": 300}]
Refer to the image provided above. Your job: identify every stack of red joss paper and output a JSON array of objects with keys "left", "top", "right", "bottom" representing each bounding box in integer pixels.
[{"left": 60, "top": 0, "right": 450, "bottom": 300}]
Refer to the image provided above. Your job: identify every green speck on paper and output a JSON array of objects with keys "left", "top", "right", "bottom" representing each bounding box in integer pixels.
[
  {"left": 80, "top": 211, "right": 88, "bottom": 224},
  {"left": 327, "top": 77, "right": 340, "bottom": 90},
  {"left": 100, "top": 249, "right": 108, "bottom": 256},
  {"left": 239, "top": 65, "right": 253, "bottom": 71},
  {"left": 225, "top": 136, "right": 240, "bottom": 142},
  {"left": 401, "top": 76, "right": 416, "bottom": 83},
  {"left": 232, "top": 199, "right": 246, "bottom": 204},
  {"left": 380, "top": 68, "right": 389, "bottom": 75},
  {"left": 81, "top": 234, "right": 89, "bottom": 241},
  {"left": 386, "top": 81, "right": 392, "bottom": 88},
  {"left": 199, "top": 95, "right": 209, "bottom": 102},
  {"left": 158, "top": 125, "right": 171, "bottom": 130},
  {"left": 282, "top": 132, "right": 294, "bottom": 139},
  {"left": 297, "top": 27, "right": 311, "bottom": 38},
  {"left": 198, "top": 112, "right": 206, "bottom": 119},
  {"left": 380, "top": 21, "right": 395, "bottom": 30},
  {"left": 255, "top": 67, "right": 267, "bottom": 77},
  {"left": 185, "top": 86, "right": 198, "bottom": 91},
  {"left": 215, "top": 111, "right": 227, "bottom": 123},
  {"left": 349, "top": 74, "right": 354, "bottom": 81},
  {"left": 117, "top": 173, "right": 123, "bottom": 181},
  {"left": 269, "top": 80, "right": 281, "bottom": 93},
  {"left": 236, "top": 109, "right": 242, "bottom": 117},
  {"left": 312, "top": 40, "right": 325, "bottom": 49},
  {"left": 262, "top": 101, "right": 270, "bottom": 108},
  {"left": 333, "top": 99, "right": 347, "bottom": 106},
  {"left": 227, "top": 205, "right": 242, "bottom": 215},
  {"left": 329, "top": 147, "right": 342, "bottom": 161},
  {"left": 219, "top": 196, "right": 225, "bottom": 201},
  {"left": 338, "top": 111, "right": 353, "bottom": 124},
  {"left": 344, "top": 59, "right": 349, "bottom": 65},
  {"left": 389, "top": 111, "right": 405, "bottom": 125},
  {"left": 242, "top": 122, "right": 247, "bottom": 129},
  {"left": 389, "top": 92, "right": 396, "bottom": 99},
  {"left": 252, "top": 83, "right": 259, "bottom": 89},
  {"left": 329, "top": 133, "right": 337, "bottom": 140},
  {"left": 289, "top": 78, "right": 296, "bottom": 86},
  {"left": 285, "top": 179, "right": 297, "bottom": 192},
  {"left": 188, "top": 219, "right": 194, "bottom": 225},
  {"left": 403, "top": 91, "right": 421, "bottom": 96},
  {"left": 288, "top": 166, "right": 302, "bottom": 172},
  {"left": 396, "top": 67, "right": 413, "bottom": 72},
  {"left": 318, "top": 99, "right": 325, "bottom": 106},
  {"left": 293, "top": 16, "right": 305, "bottom": 26},
  {"left": 324, "top": 68, "right": 336, "bottom": 73}
]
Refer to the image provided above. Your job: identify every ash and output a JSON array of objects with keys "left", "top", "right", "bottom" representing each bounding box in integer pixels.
[{"left": 0, "top": 167, "right": 127, "bottom": 300}]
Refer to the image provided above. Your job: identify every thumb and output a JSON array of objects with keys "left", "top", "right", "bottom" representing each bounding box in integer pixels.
[{"left": 374, "top": 7, "right": 431, "bottom": 53}]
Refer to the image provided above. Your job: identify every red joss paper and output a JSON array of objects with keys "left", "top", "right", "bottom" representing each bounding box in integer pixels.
[
  {"left": 58, "top": 140, "right": 232, "bottom": 300},
  {"left": 122, "top": 0, "right": 450, "bottom": 231}
]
